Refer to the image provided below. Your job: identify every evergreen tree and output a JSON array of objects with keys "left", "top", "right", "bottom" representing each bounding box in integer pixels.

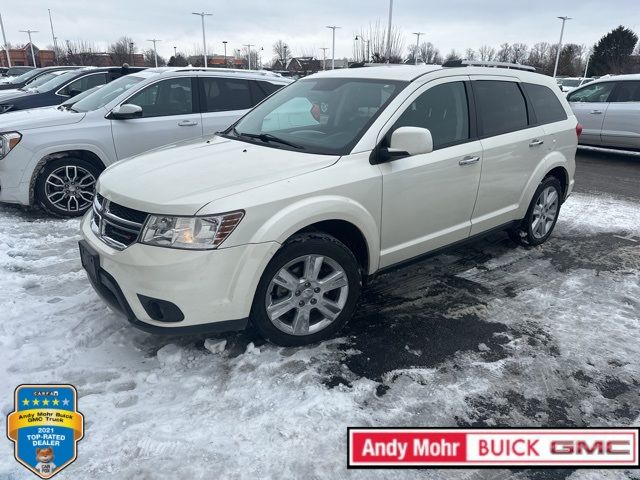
[{"left": 589, "top": 26, "right": 638, "bottom": 76}]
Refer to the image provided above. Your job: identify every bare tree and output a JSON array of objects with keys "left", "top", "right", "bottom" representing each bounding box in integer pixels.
[
  {"left": 496, "top": 43, "right": 511, "bottom": 62},
  {"left": 143, "top": 48, "right": 166, "bottom": 67},
  {"left": 60, "top": 40, "right": 101, "bottom": 65},
  {"left": 444, "top": 49, "right": 461, "bottom": 62},
  {"left": 510, "top": 43, "right": 529, "bottom": 64},
  {"left": 478, "top": 45, "right": 496, "bottom": 61},
  {"left": 528, "top": 42, "right": 551, "bottom": 71},
  {"left": 109, "top": 36, "right": 135, "bottom": 65},
  {"left": 273, "top": 40, "right": 291, "bottom": 67},
  {"left": 419, "top": 42, "right": 441, "bottom": 64},
  {"left": 465, "top": 48, "right": 477, "bottom": 60},
  {"left": 361, "top": 20, "right": 404, "bottom": 63}
]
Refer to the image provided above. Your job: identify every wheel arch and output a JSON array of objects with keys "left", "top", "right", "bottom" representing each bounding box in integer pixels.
[
  {"left": 515, "top": 151, "right": 572, "bottom": 220},
  {"left": 246, "top": 196, "right": 380, "bottom": 275},
  {"left": 28, "top": 149, "right": 107, "bottom": 205}
]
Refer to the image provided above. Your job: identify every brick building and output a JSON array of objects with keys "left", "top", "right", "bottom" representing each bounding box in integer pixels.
[{"left": 0, "top": 44, "right": 56, "bottom": 67}]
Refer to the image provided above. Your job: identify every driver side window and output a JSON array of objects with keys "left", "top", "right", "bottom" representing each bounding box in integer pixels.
[
  {"left": 126, "top": 78, "right": 193, "bottom": 118},
  {"left": 567, "top": 82, "right": 615, "bottom": 103},
  {"left": 59, "top": 73, "right": 107, "bottom": 97},
  {"left": 390, "top": 82, "right": 470, "bottom": 150}
]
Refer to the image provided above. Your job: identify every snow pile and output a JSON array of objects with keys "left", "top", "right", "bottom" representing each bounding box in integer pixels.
[{"left": 0, "top": 192, "right": 638, "bottom": 479}]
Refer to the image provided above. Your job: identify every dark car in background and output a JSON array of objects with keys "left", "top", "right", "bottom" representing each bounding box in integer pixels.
[
  {"left": 0, "top": 66, "right": 146, "bottom": 113},
  {"left": 0, "top": 66, "right": 83, "bottom": 90},
  {"left": 1, "top": 65, "right": 35, "bottom": 78}
]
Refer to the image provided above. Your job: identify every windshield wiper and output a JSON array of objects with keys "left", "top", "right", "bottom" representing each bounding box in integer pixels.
[{"left": 232, "top": 128, "right": 303, "bottom": 149}]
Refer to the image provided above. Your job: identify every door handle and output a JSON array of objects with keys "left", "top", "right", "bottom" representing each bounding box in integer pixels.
[
  {"left": 589, "top": 110, "right": 603, "bottom": 114},
  {"left": 458, "top": 155, "right": 480, "bottom": 166},
  {"left": 177, "top": 120, "right": 198, "bottom": 127},
  {"left": 529, "top": 139, "right": 544, "bottom": 147}
]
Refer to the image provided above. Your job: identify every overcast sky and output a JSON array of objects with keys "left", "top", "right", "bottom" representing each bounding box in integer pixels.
[{"left": 3, "top": 0, "right": 639, "bottom": 61}]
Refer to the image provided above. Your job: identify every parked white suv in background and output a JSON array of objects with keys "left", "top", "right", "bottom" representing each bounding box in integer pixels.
[
  {"left": 0, "top": 67, "right": 290, "bottom": 216},
  {"left": 80, "top": 61, "right": 578, "bottom": 346}
]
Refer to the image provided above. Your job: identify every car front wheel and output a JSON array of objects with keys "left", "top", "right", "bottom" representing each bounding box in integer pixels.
[
  {"left": 35, "top": 158, "right": 100, "bottom": 217},
  {"left": 251, "top": 232, "right": 362, "bottom": 346}
]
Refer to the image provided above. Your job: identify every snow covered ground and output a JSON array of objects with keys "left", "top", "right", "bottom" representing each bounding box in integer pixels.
[{"left": 0, "top": 193, "right": 639, "bottom": 480}]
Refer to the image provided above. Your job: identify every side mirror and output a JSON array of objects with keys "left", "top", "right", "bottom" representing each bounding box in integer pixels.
[
  {"left": 109, "top": 104, "right": 143, "bottom": 120},
  {"left": 378, "top": 126, "right": 433, "bottom": 163}
]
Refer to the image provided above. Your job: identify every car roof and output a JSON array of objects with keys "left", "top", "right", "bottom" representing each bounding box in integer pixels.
[
  {"left": 309, "top": 64, "right": 558, "bottom": 87},
  {"left": 591, "top": 73, "right": 640, "bottom": 82},
  {"left": 139, "top": 67, "right": 290, "bottom": 83}
]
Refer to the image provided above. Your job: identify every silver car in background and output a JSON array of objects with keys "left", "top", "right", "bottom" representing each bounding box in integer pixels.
[{"left": 567, "top": 74, "right": 640, "bottom": 150}]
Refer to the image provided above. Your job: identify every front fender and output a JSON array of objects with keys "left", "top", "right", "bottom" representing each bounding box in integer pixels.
[{"left": 248, "top": 195, "right": 380, "bottom": 274}]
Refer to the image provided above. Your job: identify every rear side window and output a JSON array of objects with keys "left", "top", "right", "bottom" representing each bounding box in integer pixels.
[
  {"left": 474, "top": 80, "right": 528, "bottom": 137},
  {"left": 258, "top": 81, "right": 283, "bottom": 96},
  {"left": 126, "top": 77, "right": 193, "bottom": 117},
  {"left": 523, "top": 83, "right": 567, "bottom": 124},
  {"left": 391, "top": 81, "right": 469, "bottom": 149},
  {"left": 610, "top": 81, "right": 640, "bottom": 102},
  {"left": 567, "top": 82, "right": 615, "bottom": 103},
  {"left": 201, "top": 78, "right": 252, "bottom": 112}
]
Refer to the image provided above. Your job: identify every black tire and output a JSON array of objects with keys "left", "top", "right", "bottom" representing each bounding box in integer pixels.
[
  {"left": 250, "top": 232, "right": 362, "bottom": 346},
  {"left": 35, "top": 157, "right": 101, "bottom": 217},
  {"left": 509, "top": 176, "right": 563, "bottom": 246}
]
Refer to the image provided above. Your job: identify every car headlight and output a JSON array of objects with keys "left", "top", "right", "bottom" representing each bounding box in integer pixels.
[
  {"left": 0, "top": 104, "right": 14, "bottom": 113},
  {"left": 140, "top": 211, "right": 244, "bottom": 250},
  {"left": 0, "top": 132, "right": 22, "bottom": 160}
]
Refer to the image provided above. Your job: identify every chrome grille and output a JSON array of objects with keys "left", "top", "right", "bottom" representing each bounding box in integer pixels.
[{"left": 91, "top": 195, "right": 148, "bottom": 250}]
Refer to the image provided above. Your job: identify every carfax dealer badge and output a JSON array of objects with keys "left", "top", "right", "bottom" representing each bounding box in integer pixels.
[{"left": 7, "top": 384, "right": 84, "bottom": 478}]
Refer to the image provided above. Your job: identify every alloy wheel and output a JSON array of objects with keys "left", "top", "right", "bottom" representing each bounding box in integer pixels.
[
  {"left": 531, "top": 186, "right": 559, "bottom": 239},
  {"left": 44, "top": 165, "right": 96, "bottom": 213},
  {"left": 265, "top": 254, "right": 349, "bottom": 336}
]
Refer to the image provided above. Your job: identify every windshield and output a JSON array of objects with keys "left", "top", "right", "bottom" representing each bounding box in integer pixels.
[
  {"left": 60, "top": 84, "right": 103, "bottom": 107},
  {"left": 22, "top": 72, "right": 62, "bottom": 90},
  {"left": 33, "top": 70, "right": 87, "bottom": 92},
  {"left": 228, "top": 77, "right": 406, "bottom": 155},
  {"left": 73, "top": 75, "right": 145, "bottom": 112},
  {"left": 6, "top": 69, "right": 41, "bottom": 85}
]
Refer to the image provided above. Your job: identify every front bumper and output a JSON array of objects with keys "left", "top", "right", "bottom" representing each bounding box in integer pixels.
[
  {"left": 0, "top": 144, "right": 31, "bottom": 206},
  {"left": 79, "top": 211, "right": 281, "bottom": 334}
]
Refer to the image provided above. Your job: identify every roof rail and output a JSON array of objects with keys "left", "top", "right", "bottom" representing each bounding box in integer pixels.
[{"left": 442, "top": 59, "right": 536, "bottom": 72}]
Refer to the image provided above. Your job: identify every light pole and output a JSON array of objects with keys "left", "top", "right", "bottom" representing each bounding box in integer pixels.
[
  {"left": 579, "top": 49, "right": 592, "bottom": 85},
  {"left": 320, "top": 47, "right": 328, "bottom": 70},
  {"left": 553, "top": 16, "right": 571, "bottom": 78},
  {"left": 147, "top": 39, "right": 160, "bottom": 67},
  {"left": 326, "top": 25, "right": 340, "bottom": 69},
  {"left": 412, "top": 32, "right": 424, "bottom": 65},
  {"left": 129, "top": 41, "right": 134, "bottom": 65},
  {"left": 173, "top": 45, "right": 177, "bottom": 58},
  {"left": 243, "top": 44, "right": 254, "bottom": 69},
  {"left": 222, "top": 41, "right": 227, "bottom": 67},
  {"left": 48, "top": 9, "right": 58, "bottom": 64},
  {"left": 19, "top": 29, "right": 38, "bottom": 67},
  {"left": 192, "top": 11, "right": 212, "bottom": 67},
  {"left": 356, "top": 37, "right": 370, "bottom": 63},
  {"left": 386, "top": 0, "right": 394, "bottom": 63},
  {"left": 0, "top": 13, "right": 10, "bottom": 67}
]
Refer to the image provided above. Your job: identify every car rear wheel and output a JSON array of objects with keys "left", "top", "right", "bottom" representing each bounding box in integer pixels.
[
  {"left": 509, "top": 176, "right": 562, "bottom": 246},
  {"left": 36, "top": 158, "right": 100, "bottom": 217},
  {"left": 250, "top": 232, "right": 362, "bottom": 346}
]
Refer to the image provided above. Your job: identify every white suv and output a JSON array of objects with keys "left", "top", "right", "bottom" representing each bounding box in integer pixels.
[
  {"left": 0, "top": 67, "right": 290, "bottom": 216},
  {"left": 79, "top": 62, "right": 578, "bottom": 346}
]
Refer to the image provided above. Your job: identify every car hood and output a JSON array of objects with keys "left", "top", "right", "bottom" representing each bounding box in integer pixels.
[
  {"left": 0, "top": 107, "right": 85, "bottom": 130},
  {"left": 98, "top": 136, "right": 340, "bottom": 215},
  {"left": 0, "top": 88, "right": 24, "bottom": 99}
]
